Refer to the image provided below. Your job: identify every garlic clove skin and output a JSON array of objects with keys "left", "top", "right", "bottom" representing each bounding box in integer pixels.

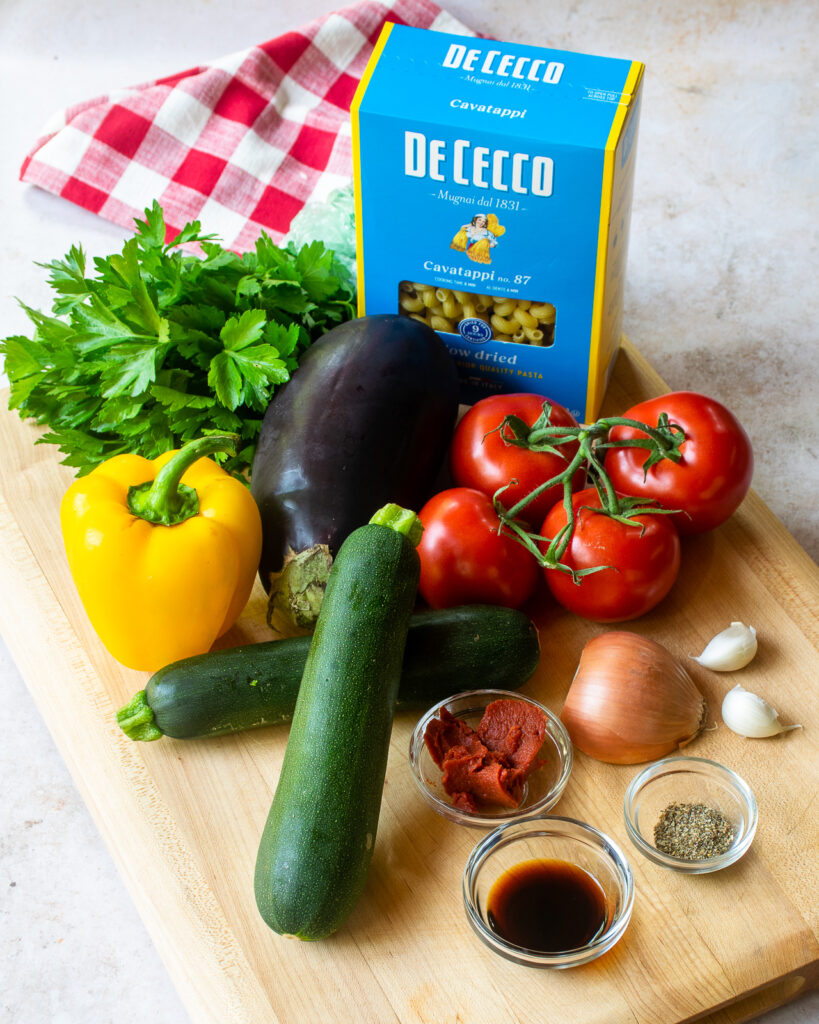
[
  {"left": 721, "top": 683, "right": 802, "bottom": 738},
  {"left": 692, "top": 622, "right": 758, "bottom": 671}
]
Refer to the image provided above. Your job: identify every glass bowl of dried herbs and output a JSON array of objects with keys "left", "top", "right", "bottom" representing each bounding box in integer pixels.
[{"left": 623, "top": 756, "right": 758, "bottom": 873}]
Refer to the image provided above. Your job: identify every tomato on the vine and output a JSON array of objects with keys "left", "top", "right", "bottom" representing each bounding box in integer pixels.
[
  {"left": 450, "top": 393, "right": 585, "bottom": 526},
  {"left": 540, "top": 487, "right": 681, "bottom": 622},
  {"left": 604, "top": 391, "right": 753, "bottom": 534},
  {"left": 417, "top": 488, "right": 539, "bottom": 610}
]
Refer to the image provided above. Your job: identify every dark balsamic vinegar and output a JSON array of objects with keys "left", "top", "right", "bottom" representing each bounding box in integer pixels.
[{"left": 486, "top": 858, "right": 608, "bottom": 952}]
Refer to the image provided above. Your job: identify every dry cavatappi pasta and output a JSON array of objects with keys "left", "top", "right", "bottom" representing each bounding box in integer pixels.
[{"left": 398, "top": 281, "right": 556, "bottom": 346}]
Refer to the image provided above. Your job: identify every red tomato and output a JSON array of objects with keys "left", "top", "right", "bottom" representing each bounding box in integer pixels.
[
  {"left": 604, "top": 391, "right": 753, "bottom": 534},
  {"left": 418, "top": 488, "right": 539, "bottom": 610},
  {"left": 541, "top": 487, "right": 681, "bottom": 622},
  {"left": 450, "top": 393, "right": 585, "bottom": 526}
]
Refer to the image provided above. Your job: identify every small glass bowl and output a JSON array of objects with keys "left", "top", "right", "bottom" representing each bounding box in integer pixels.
[
  {"left": 408, "top": 689, "right": 572, "bottom": 828},
  {"left": 623, "top": 756, "right": 758, "bottom": 874},
  {"left": 463, "top": 815, "right": 635, "bottom": 968}
]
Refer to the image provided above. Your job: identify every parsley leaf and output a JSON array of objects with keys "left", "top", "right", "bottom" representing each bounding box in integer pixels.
[{"left": 1, "top": 201, "right": 355, "bottom": 477}]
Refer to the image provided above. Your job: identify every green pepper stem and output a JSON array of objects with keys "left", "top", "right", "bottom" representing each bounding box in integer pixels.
[{"left": 127, "top": 434, "right": 238, "bottom": 526}]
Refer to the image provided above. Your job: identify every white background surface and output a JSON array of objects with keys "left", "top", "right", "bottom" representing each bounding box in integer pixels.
[{"left": 1, "top": 1, "right": 817, "bottom": 1022}]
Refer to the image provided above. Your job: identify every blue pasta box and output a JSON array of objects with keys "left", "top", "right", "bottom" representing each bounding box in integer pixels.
[{"left": 351, "top": 24, "right": 644, "bottom": 420}]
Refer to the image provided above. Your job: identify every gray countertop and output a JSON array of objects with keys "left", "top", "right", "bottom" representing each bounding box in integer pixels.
[{"left": 1, "top": 1, "right": 817, "bottom": 1022}]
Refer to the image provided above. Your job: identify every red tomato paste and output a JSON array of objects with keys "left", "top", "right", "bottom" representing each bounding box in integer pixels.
[{"left": 424, "top": 699, "right": 547, "bottom": 812}]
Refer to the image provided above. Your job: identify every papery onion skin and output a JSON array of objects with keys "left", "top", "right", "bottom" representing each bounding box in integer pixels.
[{"left": 561, "top": 632, "right": 709, "bottom": 764}]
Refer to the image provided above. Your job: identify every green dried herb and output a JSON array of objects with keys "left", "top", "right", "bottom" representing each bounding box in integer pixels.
[{"left": 654, "top": 801, "right": 735, "bottom": 861}]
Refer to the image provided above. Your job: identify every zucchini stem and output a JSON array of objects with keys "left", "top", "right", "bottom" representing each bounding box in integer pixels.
[
  {"left": 369, "top": 504, "right": 424, "bottom": 546},
  {"left": 116, "top": 690, "right": 163, "bottom": 742}
]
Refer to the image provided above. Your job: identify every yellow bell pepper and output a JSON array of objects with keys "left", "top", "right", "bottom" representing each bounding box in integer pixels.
[{"left": 60, "top": 434, "right": 262, "bottom": 672}]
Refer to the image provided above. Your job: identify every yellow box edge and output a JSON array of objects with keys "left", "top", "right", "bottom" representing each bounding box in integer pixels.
[
  {"left": 585, "top": 60, "right": 645, "bottom": 422},
  {"left": 350, "top": 22, "right": 395, "bottom": 317}
]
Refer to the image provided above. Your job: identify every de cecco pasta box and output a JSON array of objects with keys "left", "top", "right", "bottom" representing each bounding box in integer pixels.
[{"left": 351, "top": 24, "right": 644, "bottom": 420}]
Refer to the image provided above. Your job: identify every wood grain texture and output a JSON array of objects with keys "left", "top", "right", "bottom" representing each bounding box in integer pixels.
[{"left": 0, "top": 338, "right": 817, "bottom": 1024}]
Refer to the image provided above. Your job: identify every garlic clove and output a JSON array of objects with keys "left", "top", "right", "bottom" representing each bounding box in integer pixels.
[
  {"left": 721, "top": 683, "right": 802, "bottom": 739},
  {"left": 692, "top": 622, "right": 758, "bottom": 671}
]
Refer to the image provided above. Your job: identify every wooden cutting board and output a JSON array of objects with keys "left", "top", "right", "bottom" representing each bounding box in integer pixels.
[{"left": 1, "top": 338, "right": 817, "bottom": 1024}]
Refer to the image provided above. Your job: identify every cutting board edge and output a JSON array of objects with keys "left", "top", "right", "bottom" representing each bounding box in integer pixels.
[
  {"left": 685, "top": 961, "right": 819, "bottom": 1024},
  {"left": 0, "top": 487, "right": 280, "bottom": 1024},
  {"left": 1, "top": 338, "right": 818, "bottom": 1024}
]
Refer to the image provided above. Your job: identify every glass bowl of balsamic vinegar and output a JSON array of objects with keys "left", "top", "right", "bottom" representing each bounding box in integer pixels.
[{"left": 463, "top": 816, "right": 634, "bottom": 968}]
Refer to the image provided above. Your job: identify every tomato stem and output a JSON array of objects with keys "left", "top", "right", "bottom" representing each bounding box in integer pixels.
[
  {"left": 492, "top": 403, "right": 686, "bottom": 576},
  {"left": 500, "top": 443, "right": 587, "bottom": 522}
]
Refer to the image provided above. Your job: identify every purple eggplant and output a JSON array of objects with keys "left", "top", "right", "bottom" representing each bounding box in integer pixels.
[{"left": 251, "top": 314, "right": 459, "bottom": 633}]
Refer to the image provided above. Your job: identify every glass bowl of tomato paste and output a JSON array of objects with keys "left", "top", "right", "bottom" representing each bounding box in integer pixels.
[
  {"left": 408, "top": 689, "right": 572, "bottom": 829},
  {"left": 463, "top": 815, "right": 634, "bottom": 968}
]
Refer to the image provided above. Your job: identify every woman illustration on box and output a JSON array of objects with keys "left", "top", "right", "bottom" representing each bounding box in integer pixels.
[{"left": 450, "top": 213, "right": 505, "bottom": 264}]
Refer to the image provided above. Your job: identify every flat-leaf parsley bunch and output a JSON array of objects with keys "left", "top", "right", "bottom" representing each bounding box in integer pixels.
[{"left": 0, "top": 202, "right": 355, "bottom": 477}]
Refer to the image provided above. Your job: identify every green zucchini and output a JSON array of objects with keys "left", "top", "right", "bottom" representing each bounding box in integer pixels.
[
  {"left": 116, "top": 604, "right": 540, "bottom": 742},
  {"left": 254, "top": 504, "right": 422, "bottom": 940}
]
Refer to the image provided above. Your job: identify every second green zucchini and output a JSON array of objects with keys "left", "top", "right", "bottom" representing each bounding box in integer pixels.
[{"left": 117, "top": 604, "right": 540, "bottom": 742}]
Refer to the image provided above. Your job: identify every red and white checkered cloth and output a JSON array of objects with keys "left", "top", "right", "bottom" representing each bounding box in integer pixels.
[{"left": 20, "top": 0, "right": 473, "bottom": 249}]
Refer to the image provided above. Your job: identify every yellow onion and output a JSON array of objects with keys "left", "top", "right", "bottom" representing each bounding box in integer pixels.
[{"left": 561, "top": 632, "right": 708, "bottom": 764}]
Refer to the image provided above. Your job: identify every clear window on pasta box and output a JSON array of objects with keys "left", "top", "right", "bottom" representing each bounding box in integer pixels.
[{"left": 398, "top": 281, "right": 556, "bottom": 348}]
